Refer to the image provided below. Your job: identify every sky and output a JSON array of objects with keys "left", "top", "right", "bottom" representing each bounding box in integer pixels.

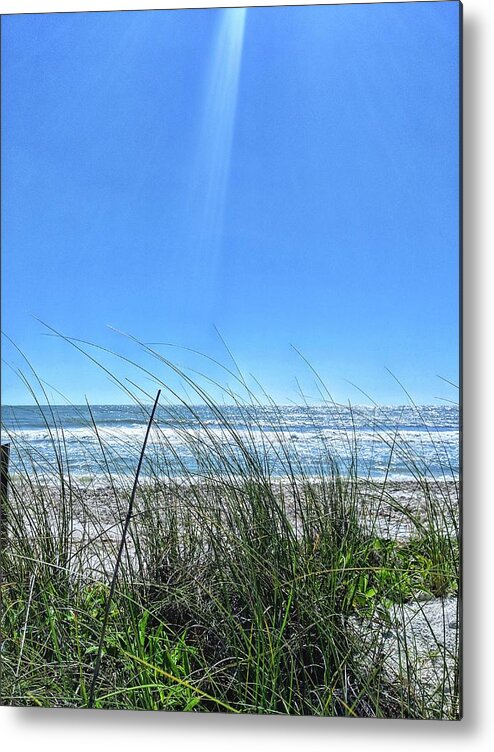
[{"left": 1, "top": 1, "right": 460, "bottom": 406}]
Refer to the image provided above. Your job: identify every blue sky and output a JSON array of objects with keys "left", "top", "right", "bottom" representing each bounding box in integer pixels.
[{"left": 2, "top": 2, "right": 460, "bottom": 405}]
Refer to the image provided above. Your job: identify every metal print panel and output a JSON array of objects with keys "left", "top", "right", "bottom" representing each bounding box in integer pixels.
[{"left": 1, "top": 1, "right": 461, "bottom": 718}]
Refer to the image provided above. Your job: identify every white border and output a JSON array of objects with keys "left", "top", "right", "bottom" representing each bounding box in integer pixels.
[{"left": 2, "top": 0, "right": 493, "bottom": 748}]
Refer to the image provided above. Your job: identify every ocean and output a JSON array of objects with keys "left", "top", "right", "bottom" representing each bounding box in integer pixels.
[{"left": 1, "top": 403, "right": 459, "bottom": 482}]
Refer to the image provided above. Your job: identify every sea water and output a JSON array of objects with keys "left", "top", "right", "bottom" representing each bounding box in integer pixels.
[{"left": 1, "top": 403, "right": 459, "bottom": 482}]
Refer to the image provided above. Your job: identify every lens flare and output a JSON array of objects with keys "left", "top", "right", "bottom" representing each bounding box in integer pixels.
[{"left": 187, "top": 8, "right": 247, "bottom": 303}]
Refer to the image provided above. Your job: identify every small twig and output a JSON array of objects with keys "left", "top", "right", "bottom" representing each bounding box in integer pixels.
[{"left": 88, "top": 390, "right": 161, "bottom": 708}]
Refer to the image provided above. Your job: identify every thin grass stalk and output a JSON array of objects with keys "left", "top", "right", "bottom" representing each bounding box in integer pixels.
[{"left": 87, "top": 390, "right": 161, "bottom": 708}]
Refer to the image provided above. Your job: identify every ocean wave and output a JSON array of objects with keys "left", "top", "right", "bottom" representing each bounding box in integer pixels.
[{"left": 2, "top": 404, "right": 459, "bottom": 481}]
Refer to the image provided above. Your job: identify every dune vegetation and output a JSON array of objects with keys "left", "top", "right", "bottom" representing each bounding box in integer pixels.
[{"left": 0, "top": 340, "right": 460, "bottom": 717}]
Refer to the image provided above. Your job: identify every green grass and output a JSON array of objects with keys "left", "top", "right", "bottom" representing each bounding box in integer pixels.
[{"left": 0, "top": 339, "right": 460, "bottom": 717}]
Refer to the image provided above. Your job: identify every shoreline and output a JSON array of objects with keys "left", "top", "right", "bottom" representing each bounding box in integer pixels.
[{"left": 8, "top": 475, "right": 459, "bottom": 547}]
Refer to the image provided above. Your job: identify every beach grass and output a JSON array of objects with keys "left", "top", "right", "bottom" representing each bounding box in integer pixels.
[{"left": 0, "top": 342, "right": 460, "bottom": 717}]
